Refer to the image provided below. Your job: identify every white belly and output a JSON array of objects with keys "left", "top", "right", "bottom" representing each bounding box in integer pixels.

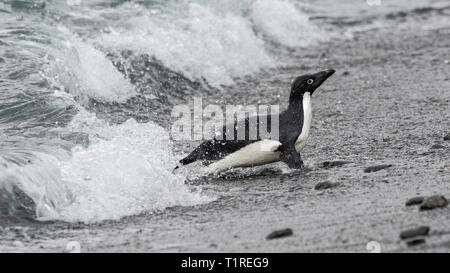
[
  {"left": 200, "top": 139, "right": 282, "bottom": 174},
  {"left": 295, "top": 92, "right": 312, "bottom": 153}
]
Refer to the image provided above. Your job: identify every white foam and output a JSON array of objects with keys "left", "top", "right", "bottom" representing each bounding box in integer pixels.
[
  {"left": 45, "top": 27, "right": 135, "bottom": 103},
  {"left": 45, "top": 111, "right": 212, "bottom": 223},
  {"left": 0, "top": 150, "right": 73, "bottom": 219},
  {"left": 96, "top": 2, "right": 274, "bottom": 86},
  {"left": 48, "top": 1, "right": 330, "bottom": 87},
  {"left": 11, "top": 23, "right": 212, "bottom": 223},
  {"left": 251, "top": 0, "right": 329, "bottom": 47},
  {"left": 0, "top": 111, "right": 212, "bottom": 223}
]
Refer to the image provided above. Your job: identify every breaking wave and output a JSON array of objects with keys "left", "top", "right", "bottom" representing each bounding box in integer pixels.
[{"left": 0, "top": 0, "right": 329, "bottom": 223}]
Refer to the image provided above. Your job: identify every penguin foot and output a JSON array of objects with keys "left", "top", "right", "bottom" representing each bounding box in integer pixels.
[
  {"left": 280, "top": 151, "right": 304, "bottom": 170},
  {"left": 286, "top": 160, "right": 305, "bottom": 170}
]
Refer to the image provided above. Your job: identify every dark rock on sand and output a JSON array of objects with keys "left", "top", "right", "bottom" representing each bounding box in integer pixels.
[
  {"left": 266, "top": 228, "right": 293, "bottom": 240},
  {"left": 444, "top": 133, "right": 450, "bottom": 141},
  {"left": 430, "top": 144, "right": 445, "bottom": 149},
  {"left": 314, "top": 181, "right": 340, "bottom": 190},
  {"left": 406, "top": 237, "right": 426, "bottom": 247},
  {"left": 420, "top": 195, "right": 449, "bottom": 210},
  {"left": 364, "top": 164, "right": 393, "bottom": 173},
  {"left": 322, "top": 161, "right": 351, "bottom": 169},
  {"left": 405, "top": 196, "right": 424, "bottom": 206},
  {"left": 400, "top": 226, "right": 430, "bottom": 239}
]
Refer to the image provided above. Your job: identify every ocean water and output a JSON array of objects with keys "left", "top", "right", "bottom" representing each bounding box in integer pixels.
[{"left": 0, "top": 0, "right": 445, "bottom": 224}]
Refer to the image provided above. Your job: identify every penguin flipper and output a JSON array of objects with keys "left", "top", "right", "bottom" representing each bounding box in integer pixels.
[{"left": 279, "top": 142, "right": 304, "bottom": 169}]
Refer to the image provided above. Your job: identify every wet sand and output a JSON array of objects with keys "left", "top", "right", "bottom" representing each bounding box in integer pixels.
[{"left": 1, "top": 5, "right": 449, "bottom": 253}]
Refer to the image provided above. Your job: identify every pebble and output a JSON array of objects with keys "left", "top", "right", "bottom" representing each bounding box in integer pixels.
[
  {"left": 420, "top": 195, "right": 449, "bottom": 210},
  {"left": 322, "top": 161, "right": 351, "bottom": 169},
  {"left": 314, "top": 181, "right": 340, "bottom": 190},
  {"left": 444, "top": 133, "right": 450, "bottom": 141},
  {"left": 406, "top": 237, "right": 426, "bottom": 247},
  {"left": 400, "top": 226, "right": 430, "bottom": 239},
  {"left": 430, "top": 144, "right": 445, "bottom": 149},
  {"left": 405, "top": 196, "right": 424, "bottom": 206},
  {"left": 364, "top": 164, "right": 393, "bottom": 173},
  {"left": 266, "top": 228, "right": 293, "bottom": 240}
]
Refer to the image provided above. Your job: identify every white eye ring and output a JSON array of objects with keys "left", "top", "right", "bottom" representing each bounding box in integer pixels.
[{"left": 307, "top": 79, "right": 314, "bottom": 85}]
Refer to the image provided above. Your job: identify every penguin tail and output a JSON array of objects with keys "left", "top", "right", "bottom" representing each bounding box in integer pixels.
[
  {"left": 173, "top": 153, "right": 197, "bottom": 173},
  {"left": 179, "top": 153, "right": 198, "bottom": 166}
]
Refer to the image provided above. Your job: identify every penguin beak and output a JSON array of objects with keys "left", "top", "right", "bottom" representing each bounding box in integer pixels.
[
  {"left": 322, "top": 69, "right": 336, "bottom": 78},
  {"left": 311, "top": 69, "right": 335, "bottom": 94}
]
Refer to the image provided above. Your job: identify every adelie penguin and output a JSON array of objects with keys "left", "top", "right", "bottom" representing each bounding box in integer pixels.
[{"left": 176, "top": 69, "right": 336, "bottom": 175}]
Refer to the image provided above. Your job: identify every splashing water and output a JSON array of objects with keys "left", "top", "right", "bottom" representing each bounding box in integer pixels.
[
  {"left": 0, "top": 0, "right": 329, "bottom": 223},
  {"left": 45, "top": 111, "right": 212, "bottom": 223},
  {"left": 95, "top": 0, "right": 328, "bottom": 86},
  {"left": 251, "top": 0, "right": 329, "bottom": 47}
]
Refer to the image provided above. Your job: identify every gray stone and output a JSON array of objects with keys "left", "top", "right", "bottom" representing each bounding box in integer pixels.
[
  {"left": 400, "top": 226, "right": 430, "bottom": 239},
  {"left": 430, "top": 144, "right": 445, "bottom": 149},
  {"left": 322, "top": 161, "right": 351, "bottom": 169},
  {"left": 405, "top": 196, "right": 424, "bottom": 206},
  {"left": 444, "top": 133, "right": 450, "bottom": 141},
  {"left": 364, "top": 164, "right": 393, "bottom": 173},
  {"left": 420, "top": 195, "right": 448, "bottom": 210},
  {"left": 314, "top": 181, "right": 340, "bottom": 190},
  {"left": 266, "top": 228, "right": 293, "bottom": 240},
  {"left": 406, "top": 237, "right": 426, "bottom": 247}
]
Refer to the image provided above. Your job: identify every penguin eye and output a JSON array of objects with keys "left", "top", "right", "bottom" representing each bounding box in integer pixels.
[{"left": 307, "top": 79, "right": 314, "bottom": 85}]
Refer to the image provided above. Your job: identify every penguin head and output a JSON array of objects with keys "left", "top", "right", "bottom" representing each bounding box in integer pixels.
[{"left": 290, "top": 69, "right": 335, "bottom": 97}]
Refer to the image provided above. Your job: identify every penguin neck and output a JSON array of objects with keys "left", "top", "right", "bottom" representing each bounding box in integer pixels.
[
  {"left": 292, "top": 92, "right": 312, "bottom": 152},
  {"left": 287, "top": 92, "right": 309, "bottom": 121},
  {"left": 288, "top": 93, "right": 304, "bottom": 115}
]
